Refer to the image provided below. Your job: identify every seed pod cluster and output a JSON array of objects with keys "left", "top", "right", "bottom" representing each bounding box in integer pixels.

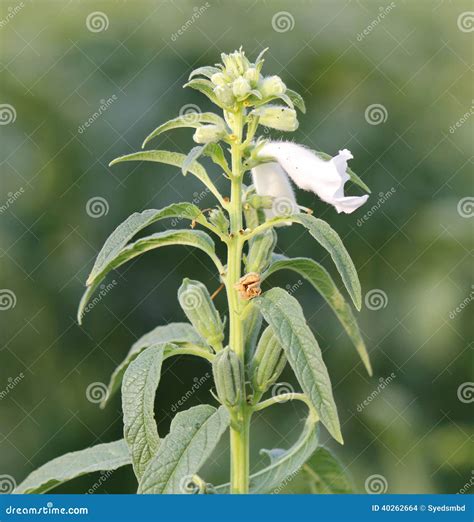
[
  {"left": 212, "top": 347, "right": 243, "bottom": 408},
  {"left": 178, "top": 278, "right": 224, "bottom": 349},
  {"left": 251, "top": 326, "right": 287, "bottom": 394}
]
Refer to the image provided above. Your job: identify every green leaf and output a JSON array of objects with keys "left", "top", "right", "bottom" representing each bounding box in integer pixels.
[
  {"left": 182, "top": 146, "right": 205, "bottom": 175},
  {"left": 287, "top": 214, "right": 362, "bottom": 310},
  {"left": 203, "top": 142, "right": 231, "bottom": 174},
  {"left": 102, "top": 323, "right": 207, "bottom": 407},
  {"left": 15, "top": 440, "right": 130, "bottom": 494},
  {"left": 313, "top": 150, "right": 371, "bottom": 193},
  {"left": 138, "top": 405, "right": 229, "bottom": 494},
  {"left": 215, "top": 416, "right": 319, "bottom": 494},
  {"left": 189, "top": 66, "right": 221, "bottom": 80},
  {"left": 254, "top": 287, "right": 342, "bottom": 443},
  {"left": 109, "top": 149, "right": 224, "bottom": 204},
  {"left": 183, "top": 79, "right": 220, "bottom": 106},
  {"left": 122, "top": 345, "right": 164, "bottom": 478},
  {"left": 262, "top": 256, "right": 371, "bottom": 375},
  {"left": 142, "top": 113, "right": 225, "bottom": 148},
  {"left": 286, "top": 89, "right": 306, "bottom": 113},
  {"left": 78, "top": 229, "right": 221, "bottom": 322},
  {"left": 301, "top": 446, "right": 354, "bottom": 494}
]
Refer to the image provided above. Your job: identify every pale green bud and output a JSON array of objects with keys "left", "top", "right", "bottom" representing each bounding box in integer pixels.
[
  {"left": 254, "top": 106, "right": 298, "bottom": 132},
  {"left": 259, "top": 75, "right": 287, "bottom": 98},
  {"left": 221, "top": 49, "right": 251, "bottom": 78},
  {"left": 208, "top": 207, "right": 229, "bottom": 234},
  {"left": 178, "top": 278, "right": 224, "bottom": 349},
  {"left": 244, "top": 67, "right": 260, "bottom": 86},
  {"left": 212, "top": 347, "right": 243, "bottom": 408},
  {"left": 246, "top": 229, "right": 277, "bottom": 273},
  {"left": 251, "top": 327, "right": 287, "bottom": 394},
  {"left": 193, "top": 124, "right": 225, "bottom": 144},
  {"left": 211, "top": 72, "right": 228, "bottom": 86},
  {"left": 232, "top": 76, "right": 251, "bottom": 99},
  {"left": 214, "top": 85, "right": 235, "bottom": 107}
]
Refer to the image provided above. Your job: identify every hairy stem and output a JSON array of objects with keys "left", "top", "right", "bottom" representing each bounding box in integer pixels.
[{"left": 226, "top": 108, "right": 250, "bottom": 494}]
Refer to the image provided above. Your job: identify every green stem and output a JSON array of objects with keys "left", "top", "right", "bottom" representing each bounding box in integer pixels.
[{"left": 226, "top": 108, "right": 250, "bottom": 494}]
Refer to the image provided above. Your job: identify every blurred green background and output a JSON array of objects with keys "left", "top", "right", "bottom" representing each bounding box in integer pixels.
[{"left": 1, "top": 0, "right": 472, "bottom": 495}]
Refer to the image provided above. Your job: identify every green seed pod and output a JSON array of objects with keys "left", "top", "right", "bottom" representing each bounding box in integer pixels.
[
  {"left": 251, "top": 326, "right": 287, "bottom": 394},
  {"left": 246, "top": 228, "right": 277, "bottom": 273},
  {"left": 178, "top": 278, "right": 224, "bottom": 349},
  {"left": 212, "top": 347, "right": 243, "bottom": 408},
  {"left": 208, "top": 207, "right": 229, "bottom": 234}
]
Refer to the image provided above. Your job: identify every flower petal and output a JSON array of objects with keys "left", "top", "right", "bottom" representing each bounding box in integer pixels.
[
  {"left": 258, "top": 142, "right": 369, "bottom": 214},
  {"left": 251, "top": 162, "right": 299, "bottom": 220}
]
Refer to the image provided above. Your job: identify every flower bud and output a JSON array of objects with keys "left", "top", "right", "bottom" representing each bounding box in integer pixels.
[
  {"left": 214, "top": 85, "right": 235, "bottom": 107},
  {"left": 210, "top": 72, "right": 228, "bottom": 86},
  {"left": 232, "top": 76, "right": 251, "bottom": 100},
  {"left": 208, "top": 207, "right": 229, "bottom": 234},
  {"left": 251, "top": 327, "right": 287, "bottom": 394},
  {"left": 253, "top": 106, "right": 298, "bottom": 132},
  {"left": 212, "top": 347, "right": 243, "bottom": 408},
  {"left": 259, "top": 75, "right": 286, "bottom": 98},
  {"left": 221, "top": 49, "right": 250, "bottom": 78},
  {"left": 244, "top": 67, "right": 260, "bottom": 86},
  {"left": 193, "top": 124, "right": 225, "bottom": 144},
  {"left": 245, "top": 229, "right": 277, "bottom": 273},
  {"left": 178, "top": 278, "right": 224, "bottom": 349}
]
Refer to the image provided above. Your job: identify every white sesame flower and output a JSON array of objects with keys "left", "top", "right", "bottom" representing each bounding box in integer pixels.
[{"left": 251, "top": 141, "right": 369, "bottom": 215}]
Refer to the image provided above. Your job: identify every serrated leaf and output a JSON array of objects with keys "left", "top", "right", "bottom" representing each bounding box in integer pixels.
[
  {"left": 109, "top": 149, "right": 224, "bottom": 204},
  {"left": 254, "top": 287, "right": 342, "bottom": 443},
  {"left": 286, "top": 89, "right": 306, "bottom": 113},
  {"left": 287, "top": 214, "right": 362, "bottom": 310},
  {"left": 78, "top": 229, "right": 220, "bottom": 321},
  {"left": 184, "top": 79, "right": 220, "bottom": 106},
  {"left": 189, "top": 66, "right": 221, "bottom": 80},
  {"left": 138, "top": 405, "right": 229, "bottom": 494},
  {"left": 313, "top": 150, "right": 371, "bottom": 193},
  {"left": 302, "top": 446, "right": 354, "bottom": 494},
  {"left": 263, "top": 256, "right": 371, "bottom": 375},
  {"left": 142, "top": 113, "right": 225, "bottom": 148},
  {"left": 103, "top": 323, "right": 207, "bottom": 407},
  {"left": 15, "top": 440, "right": 130, "bottom": 494},
  {"left": 122, "top": 345, "right": 164, "bottom": 478},
  {"left": 215, "top": 416, "right": 319, "bottom": 494}
]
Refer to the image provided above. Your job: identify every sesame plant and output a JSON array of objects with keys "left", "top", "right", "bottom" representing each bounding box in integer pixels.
[{"left": 16, "top": 48, "right": 372, "bottom": 495}]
